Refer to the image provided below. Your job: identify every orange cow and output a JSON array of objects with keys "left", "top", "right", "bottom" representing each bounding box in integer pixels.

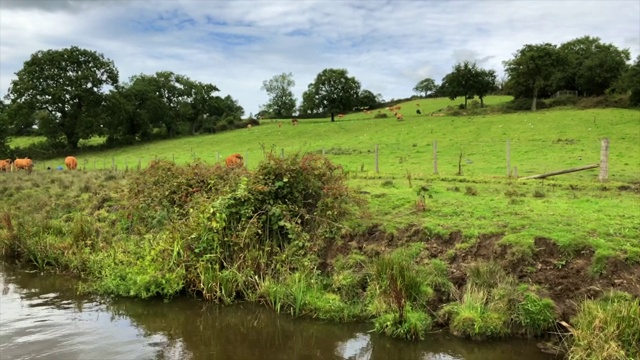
[
  {"left": 291, "top": 118, "right": 299, "bottom": 126},
  {"left": 225, "top": 153, "right": 244, "bottom": 168},
  {"left": 278, "top": 122, "right": 282, "bottom": 128},
  {"left": 13, "top": 158, "right": 34, "bottom": 173},
  {"left": 0, "top": 159, "right": 12, "bottom": 172},
  {"left": 65, "top": 156, "right": 78, "bottom": 170}
]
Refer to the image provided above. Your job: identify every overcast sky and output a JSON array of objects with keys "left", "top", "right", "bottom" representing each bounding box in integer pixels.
[{"left": 1, "top": 0, "right": 638, "bottom": 116}]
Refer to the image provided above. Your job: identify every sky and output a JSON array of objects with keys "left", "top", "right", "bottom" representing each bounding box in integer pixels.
[{"left": 1, "top": 0, "right": 639, "bottom": 116}]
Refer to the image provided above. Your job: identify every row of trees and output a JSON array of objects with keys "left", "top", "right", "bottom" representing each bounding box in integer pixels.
[
  {"left": 260, "top": 70, "right": 383, "bottom": 121},
  {"left": 1, "top": 46, "right": 245, "bottom": 150},
  {"left": 412, "top": 36, "right": 639, "bottom": 111}
]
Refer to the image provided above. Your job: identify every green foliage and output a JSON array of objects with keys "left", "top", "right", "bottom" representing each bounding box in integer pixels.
[
  {"left": 260, "top": 72, "right": 297, "bottom": 118},
  {"left": 441, "top": 61, "right": 496, "bottom": 108},
  {"left": 299, "top": 68, "right": 361, "bottom": 121},
  {"left": 370, "top": 244, "right": 433, "bottom": 323},
  {"left": 413, "top": 78, "right": 437, "bottom": 97},
  {"left": 441, "top": 262, "right": 557, "bottom": 340},
  {"left": 545, "top": 95, "right": 580, "bottom": 108},
  {"left": 515, "top": 291, "right": 556, "bottom": 337},
  {"left": 557, "top": 36, "right": 631, "bottom": 97},
  {"left": 504, "top": 43, "right": 565, "bottom": 111},
  {"left": 5, "top": 46, "right": 119, "bottom": 149},
  {"left": 569, "top": 291, "right": 640, "bottom": 360},
  {"left": 374, "top": 308, "right": 432, "bottom": 340}
]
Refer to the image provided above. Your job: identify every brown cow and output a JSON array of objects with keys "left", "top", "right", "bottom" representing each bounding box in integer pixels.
[
  {"left": 225, "top": 153, "right": 244, "bottom": 168},
  {"left": 0, "top": 159, "right": 12, "bottom": 172},
  {"left": 291, "top": 118, "right": 299, "bottom": 126},
  {"left": 13, "top": 158, "right": 34, "bottom": 173},
  {"left": 65, "top": 156, "right": 78, "bottom": 170}
]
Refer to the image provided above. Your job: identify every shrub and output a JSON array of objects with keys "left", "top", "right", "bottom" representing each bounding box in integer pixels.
[
  {"left": 568, "top": 291, "right": 640, "bottom": 360},
  {"left": 373, "top": 112, "right": 388, "bottom": 119},
  {"left": 374, "top": 308, "right": 432, "bottom": 340},
  {"left": 545, "top": 95, "right": 580, "bottom": 108}
]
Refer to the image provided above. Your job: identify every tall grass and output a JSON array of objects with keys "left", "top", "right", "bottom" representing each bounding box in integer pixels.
[{"left": 568, "top": 292, "right": 640, "bottom": 360}]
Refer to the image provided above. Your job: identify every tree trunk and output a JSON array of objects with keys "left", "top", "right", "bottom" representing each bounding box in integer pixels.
[
  {"left": 532, "top": 87, "right": 538, "bottom": 111},
  {"left": 330, "top": 113, "right": 335, "bottom": 122},
  {"left": 464, "top": 96, "right": 468, "bottom": 109},
  {"left": 480, "top": 96, "right": 485, "bottom": 108}
]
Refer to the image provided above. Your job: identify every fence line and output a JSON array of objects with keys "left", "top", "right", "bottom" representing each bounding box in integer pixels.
[{"left": 29, "top": 139, "right": 612, "bottom": 182}]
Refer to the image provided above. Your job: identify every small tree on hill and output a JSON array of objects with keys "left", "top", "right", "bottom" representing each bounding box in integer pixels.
[
  {"left": 413, "top": 78, "right": 437, "bottom": 97},
  {"left": 301, "top": 68, "right": 361, "bottom": 122},
  {"left": 260, "top": 72, "right": 297, "bottom": 118}
]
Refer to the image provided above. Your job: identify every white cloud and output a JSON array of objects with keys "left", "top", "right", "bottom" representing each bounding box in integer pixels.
[{"left": 1, "top": 0, "right": 638, "bottom": 115}]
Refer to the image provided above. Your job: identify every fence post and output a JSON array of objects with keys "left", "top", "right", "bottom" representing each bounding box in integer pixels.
[
  {"left": 111, "top": 157, "right": 115, "bottom": 171},
  {"left": 281, "top": 148, "right": 284, "bottom": 159},
  {"left": 216, "top": 152, "right": 220, "bottom": 163},
  {"left": 599, "top": 138, "right": 609, "bottom": 182},
  {"left": 245, "top": 152, "right": 248, "bottom": 168},
  {"left": 433, "top": 140, "right": 439, "bottom": 175},
  {"left": 103, "top": 159, "right": 105, "bottom": 170},
  {"left": 506, "top": 139, "right": 511, "bottom": 177},
  {"left": 514, "top": 166, "right": 518, "bottom": 178},
  {"left": 322, "top": 148, "right": 326, "bottom": 156},
  {"left": 125, "top": 159, "right": 128, "bottom": 172},
  {"left": 172, "top": 154, "right": 175, "bottom": 163},
  {"left": 137, "top": 159, "right": 141, "bottom": 171},
  {"left": 375, "top": 144, "right": 379, "bottom": 174},
  {"left": 93, "top": 159, "right": 96, "bottom": 170}
]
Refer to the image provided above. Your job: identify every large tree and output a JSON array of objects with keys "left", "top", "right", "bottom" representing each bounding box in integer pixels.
[
  {"left": 260, "top": 72, "right": 297, "bottom": 118},
  {"left": 5, "top": 46, "right": 119, "bottom": 148},
  {"left": 441, "top": 61, "right": 478, "bottom": 109},
  {"left": 301, "top": 68, "right": 361, "bottom": 122},
  {"left": 503, "top": 43, "right": 564, "bottom": 111},
  {"left": 413, "top": 78, "right": 437, "bottom": 97},
  {"left": 557, "top": 36, "right": 630, "bottom": 96},
  {"left": 358, "top": 89, "right": 382, "bottom": 110},
  {"left": 472, "top": 68, "right": 498, "bottom": 107}
]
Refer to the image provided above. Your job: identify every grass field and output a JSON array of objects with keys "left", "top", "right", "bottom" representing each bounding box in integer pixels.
[
  {"left": 2, "top": 97, "right": 639, "bottom": 355},
  {"left": 14, "top": 96, "right": 639, "bottom": 184}
]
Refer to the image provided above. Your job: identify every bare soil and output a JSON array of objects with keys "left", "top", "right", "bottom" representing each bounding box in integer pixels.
[{"left": 340, "top": 224, "right": 640, "bottom": 321}]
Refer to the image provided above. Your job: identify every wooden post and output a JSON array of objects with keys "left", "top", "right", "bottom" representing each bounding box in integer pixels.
[
  {"left": 514, "top": 166, "right": 518, "bottom": 178},
  {"left": 375, "top": 144, "right": 379, "bottom": 174},
  {"left": 93, "top": 159, "right": 96, "bottom": 170},
  {"left": 111, "top": 157, "right": 115, "bottom": 171},
  {"left": 433, "top": 140, "right": 439, "bottom": 175},
  {"left": 281, "top": 148, "right": 284, "bottom": 159},
  {"left": 599, "top": 138, "right": 609, "bottom": 182},
  {"left": 125, "top": 159, "right": 128, "bottom": 172},
  {"left": 506, "top": 139, "right": 511, "bottom": 177},
  {"left": 245, "top": 151, "right": 248, "bottom": 167},
  {"left": 322, "top": 148, "right": 325, "bottom": 156},
  {"left": 216, "top": 152, "right": 220, "bottom": 163},
  {"left": 103, "top": 159, "right": 105, "bottom": 170},
  {"left": 137, "top": 159, "right": 141, "bottom": 171},
  {"left": 172, "top": 154, "right": 175, "bottom": 163},
  {"left": 520, "top": 164, "right": 599, "bottom": 180}
]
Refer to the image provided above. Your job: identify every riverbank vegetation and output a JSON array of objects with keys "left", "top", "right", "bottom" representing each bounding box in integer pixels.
[{"left": 1, "top": 147, "right": 638, "bottom": 358}]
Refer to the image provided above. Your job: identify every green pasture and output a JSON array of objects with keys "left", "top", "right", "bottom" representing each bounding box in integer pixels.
[{"left": 16, "top": 96, "right": 639, "bottom": 183}]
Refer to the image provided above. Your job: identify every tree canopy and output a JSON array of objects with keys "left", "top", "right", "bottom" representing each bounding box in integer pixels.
[
  {"left": 299, "top": 68, "right": 361, "bottom": 122},
  {"left": 556, "top": 36, "right": 630, "bottom": 96},
  {"left": 503, "top": 43, "right": 565, "bottom": 111},
  {"left": 260, "top": 72, "right": 297, "bottom": 118},
  {"left": 441, "top": 61, "right": 496, "bottom": 108},
  {"left": 413, "top": 78, "right": 437, "bottom": 97},
  {"left": 5, "top": 46, "right": 119, "bottom": 148}
]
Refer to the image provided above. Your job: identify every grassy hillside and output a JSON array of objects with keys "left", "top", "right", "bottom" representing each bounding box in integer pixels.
[{"left": 15, "top": 96, "right": 639, "bottom": 183}]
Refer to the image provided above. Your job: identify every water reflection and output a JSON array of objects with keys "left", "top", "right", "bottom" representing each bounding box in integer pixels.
[{"left": 1, "top": 259, "right": 557, "bottom": 360}]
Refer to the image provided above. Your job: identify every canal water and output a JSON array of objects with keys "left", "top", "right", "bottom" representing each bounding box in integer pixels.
[{"left": 0, "top": 259, "right": 559, "bottom": 360}]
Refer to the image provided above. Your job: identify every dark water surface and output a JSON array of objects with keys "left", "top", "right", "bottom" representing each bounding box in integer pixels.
[{"left": 0, "top": 259, "right": 559, "bottom": 360}]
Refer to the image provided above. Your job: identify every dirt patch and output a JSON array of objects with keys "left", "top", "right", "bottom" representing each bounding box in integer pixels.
[{"left": 338, "top": 225, "right": 640, "bottom": 321}]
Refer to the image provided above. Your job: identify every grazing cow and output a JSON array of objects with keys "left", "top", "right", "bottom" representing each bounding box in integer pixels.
[
  {"left": 0, "top": 159, "right": 11, "bottom": 172},
  {"left": 396, "top": 114, "right": 404, "bottom": 121},
  {"left": 338, "top": 114, "right": 344, "bottom": 119},
  {"left": 291, "top": 118, "right": 299, "bottom": 126},
  {"left": 225, "top": 153, "right": 244, "bottom": 168},
  {"left": 416, "top": 109, "right": 422, "bottom": 115},
  {"left": 13, "top": 158, "right": 34, "bottom": 173},
  {"left": 65, "top": 156, "right": 78, "bottom": 170},
  {"left": 278, "top": 122, "right": 282, "bottom": 128},
  {"left": 247, "top": 124, "right": 252, "bottom": 129}
]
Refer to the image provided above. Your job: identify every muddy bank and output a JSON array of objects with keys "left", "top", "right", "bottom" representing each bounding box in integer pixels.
[{"left": 340, "top": 224, "right": 640, "bottom": 321}]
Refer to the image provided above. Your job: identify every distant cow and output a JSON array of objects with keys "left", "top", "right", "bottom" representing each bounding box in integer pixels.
[
  {"left": 13, "top": 158, "right": 34, "bottom": 173},
  {"left": 65, "top": 156, "right": 78, "bottom": 170},
  {"left": 278, "top": 122, "right": 282, "bottom": 128},
  {"left": 0, "top": 159, "right": 11, "bottom": 172},
  {"left": 225, "top": 153, "right": 244, "bottom": 168},
  {"left": 291, "top": 118, "right": 299, "bottom": 126}
]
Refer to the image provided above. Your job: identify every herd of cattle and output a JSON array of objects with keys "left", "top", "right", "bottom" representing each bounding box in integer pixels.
[
  {"left": 1, "top": 154, "right": 244, "bottom": 173},
  {"left": 0, "top": 156, "right": 78, "bottom": 173}
]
